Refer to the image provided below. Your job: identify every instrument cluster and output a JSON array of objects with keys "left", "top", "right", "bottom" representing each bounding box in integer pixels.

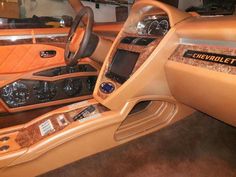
[{"left": 137, "top": 15, "right": 170, "bottom": 36}]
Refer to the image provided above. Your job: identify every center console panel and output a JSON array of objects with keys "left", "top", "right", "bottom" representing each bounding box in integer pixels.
[
  {"left": 0, "top": 60, "right": 100, "bottom": 113},
  {"left": 1, "top": 77, "right": 97, "bottom": 108},
  {"left": 98, "top": 34, "right": 163, "bottom": 99},
  {"left": 0, "top": 102, "right": 109, "bottom": 154}
]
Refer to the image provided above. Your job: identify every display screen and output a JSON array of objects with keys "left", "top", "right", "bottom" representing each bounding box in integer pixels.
[{"left": 106, "top": 49, "right": 140, "bottom": 84}]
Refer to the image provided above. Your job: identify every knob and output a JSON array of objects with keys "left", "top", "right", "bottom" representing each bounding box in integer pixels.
[{"left": 100, "top": 82, "right": 115, "bottom": 94}]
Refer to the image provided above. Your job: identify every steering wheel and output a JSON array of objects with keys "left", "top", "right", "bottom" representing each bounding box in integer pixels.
[{"left": 64, "top": 7, "right": 98, "bottom": 66}]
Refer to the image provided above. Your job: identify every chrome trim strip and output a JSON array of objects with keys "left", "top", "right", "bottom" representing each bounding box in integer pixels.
[
  {"left": 0, "top": 33, "right": 68, "bottom": 41},
  {"left": 180, "top": 38, "right": 236, "bottom": 48}
]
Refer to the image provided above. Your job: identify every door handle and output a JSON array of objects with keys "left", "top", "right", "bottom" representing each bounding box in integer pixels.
[{"left": 40, "top": 50, "right": 56, "bottom": 58}]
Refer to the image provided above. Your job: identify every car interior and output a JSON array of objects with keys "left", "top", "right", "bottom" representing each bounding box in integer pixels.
[{"left": 0, "top": 0, "right": 235, "bottom": 176}]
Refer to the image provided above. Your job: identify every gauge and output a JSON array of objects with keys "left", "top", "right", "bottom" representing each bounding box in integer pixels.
[
  {"left": 137, "top": 21, "right": 146, "bottom": 35},
  {"left": 34, "top": 81, "right": 57, "bottom": 102},
  {"left": 146, "top": 19, "right": 169, "bottom": 36},
  {"left": 137, "top": 15, "right": 170, "bottom": 36},
  {"left": 1, "top": 81, "right": 30, "bottom": 107},
  {"left": 159, "top": 19, "right": 169, "bottom": 35},
  {"left": 63, "top": 78, "right": 82, "bottom": 97},
  {"left": 87, "top": 76, "right": 97, "bottom": 93},
  {"left": 147, "top": 20, "right": 160, "bottom": 35}
]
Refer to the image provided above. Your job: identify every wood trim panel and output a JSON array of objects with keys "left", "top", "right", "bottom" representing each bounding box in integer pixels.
[
  {"left": 15, "top": 104, "right": 108, "bottom": 148},
  {"left": 0, "top": 35, "right": 67, "bottom": 48},
  {"left": 169, "top": 44, "right": 236, "bottom": 75}
]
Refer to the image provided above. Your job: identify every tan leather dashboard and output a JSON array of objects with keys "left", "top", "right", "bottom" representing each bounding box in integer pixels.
[
  {"left": 165, "top": 15, "right": 236, "bottom": 127},
  {"left": 93, "top": 0, "right": 236, "bottom": 126}
]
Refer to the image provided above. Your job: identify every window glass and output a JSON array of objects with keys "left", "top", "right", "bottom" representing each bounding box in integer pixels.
[
  {"left": 0, "top": 0, "right": 75, "bottom": 29},
  {"left": 81, "top": 0, "right": 134, "bottom": 23},
  {"left": 0, "top": 0, "right": 235, "bottom": 29}
]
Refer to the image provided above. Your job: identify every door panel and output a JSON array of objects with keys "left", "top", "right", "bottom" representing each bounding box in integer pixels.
[
  {"left": 0, "top": 44, "right": 65, "bottom": 74},
  {"left": 0, "top": 28, "right": 99, "bottom": 114},
  {"left": 0, "top": 23, "right": 121, "bottom": 113}
]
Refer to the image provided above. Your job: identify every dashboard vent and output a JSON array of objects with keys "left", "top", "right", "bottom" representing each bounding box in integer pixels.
[
  {"left": 121, "top": 37, "right": 156, "bottom": 46},
  {"left": 120, "top": 37, "right": 137, "bottom": 44},
  {"left": 134, "top": 38, "right": 155, "bottom": 46}
]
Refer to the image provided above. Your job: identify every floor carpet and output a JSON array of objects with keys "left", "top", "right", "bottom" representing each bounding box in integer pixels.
[{"left": 40, "top": 112, "right": 236, "bottom": 177}]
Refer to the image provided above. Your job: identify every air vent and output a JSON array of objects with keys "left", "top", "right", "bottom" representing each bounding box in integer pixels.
[
  {"left": 120, "top": 37, "right": 137, "bottom": 44},
  {"left": 134, "top": 38, "right": 155, "bottom": 46},
  {"left": 121, "top": 37, "right": 156, "bottom": 46},
  {"left": 34, "top": 64, "right": 97, "bottom": 77}
]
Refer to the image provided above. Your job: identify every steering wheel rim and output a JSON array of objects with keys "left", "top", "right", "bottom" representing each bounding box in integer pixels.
[{"left": 64, "top": 7, "right": 94, "bottom": 66}]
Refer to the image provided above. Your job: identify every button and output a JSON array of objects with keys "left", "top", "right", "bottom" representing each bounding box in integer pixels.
[
  {"left": 0, "top": 145, "right": 9, "bottom": 152},
  {"left": 0, "top": 137, "right": 9, "bottom": 142},
  {"left": 100, "top": 82, "right": 115, "bottom": 94}
]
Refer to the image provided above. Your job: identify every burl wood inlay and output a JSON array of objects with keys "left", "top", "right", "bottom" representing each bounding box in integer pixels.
[
  {"left": 98, "top": 33, "right": 163, "bottom": 99},
  {"left": 169, "top": 44, "right": 236, "bottom": 75},
  {"left": 15, "top": 104, "right": 108, "bottom": 148},
  {"left": 0, "top": 35, "right": 67, "bottom": 48},
  {"left": 15, "top": 114, "right": 73, "bottom": 148},
  {"left": 0, "top": 39, "right": 33, "bottom": 46},
  {"left": 36, "top": 36, "right": 67, "bottom": 48}
]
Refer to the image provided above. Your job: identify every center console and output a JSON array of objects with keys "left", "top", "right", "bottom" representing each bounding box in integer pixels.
[
  {"left": 98, "top": 34, "right": 163, "bottom": 99},
  {"left": 96, "top": 11, "right": 170, "bottom": 100},
  {"left": 0, "top": 100, "right": 109, "bottom": 155}
]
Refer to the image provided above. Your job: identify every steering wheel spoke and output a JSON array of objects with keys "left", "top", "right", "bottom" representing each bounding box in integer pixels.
[{"left": 64, "top": 7, "right": 98, "bottom": 66}]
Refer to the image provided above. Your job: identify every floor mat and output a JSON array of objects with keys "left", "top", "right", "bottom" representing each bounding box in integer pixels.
[{"left": 40, "top": 112, "right": 236, "bottom": 177}]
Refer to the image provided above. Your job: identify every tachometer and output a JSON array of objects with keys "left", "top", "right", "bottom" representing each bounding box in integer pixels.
[
  {"left": 159, "top": 19, "right": 169, "bottom": 35},
  {"left": 147, "top": 20, "right": 160, "bottom": 35}
]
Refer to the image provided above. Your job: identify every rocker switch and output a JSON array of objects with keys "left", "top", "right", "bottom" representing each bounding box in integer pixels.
[{"left": 73, "top": 105, "right": 96, "bottom": 121}]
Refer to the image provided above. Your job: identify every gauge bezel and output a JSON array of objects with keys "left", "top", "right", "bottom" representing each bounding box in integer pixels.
[{"left": 137, "top": 15, "right": 170, "bottom": 36}]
